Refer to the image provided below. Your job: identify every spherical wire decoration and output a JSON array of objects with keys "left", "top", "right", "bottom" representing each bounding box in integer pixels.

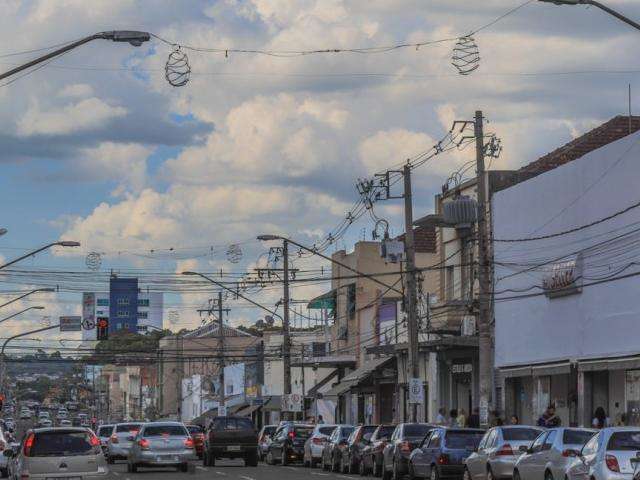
[
  {"left": 165, "top": 46, "right": 191, "bottom": 87},
  {"left": 85, "top": 252, "right": 102, "bottom": 271},
  {"left": 451, "top": 35, "right": 480, "bottom": 76},
  {"left": 226, "top": 244, "right": 243, "bottom": 264},
  {"left": 168, "top": 310, "right": 180, "bottom": 326}
]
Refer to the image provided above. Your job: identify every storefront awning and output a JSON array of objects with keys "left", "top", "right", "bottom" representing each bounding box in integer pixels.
[
  {"left": 308, "top": 290, "right": 336, "bottom": 310},
  {"left": 235, "top": 404, "right": 261, "bottom": 416},
  {"left": 500, "top": 366, "right": 532, "bottom": 378},
  {"left": 323, "top": 356, "right": 395, "bottom": 397},
  {"left": 579, "top": 355, "right": 640, "bottom": 372},
  {"left": 531, "top": 362, "right": 571, "bottom": 377}
]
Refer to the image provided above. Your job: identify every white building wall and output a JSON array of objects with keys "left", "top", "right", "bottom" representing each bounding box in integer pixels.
[{"left": 493, "top": 131, "right": 640, "bottom": 367}]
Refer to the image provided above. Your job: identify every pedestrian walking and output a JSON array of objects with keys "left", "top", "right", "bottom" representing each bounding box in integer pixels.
[
  {"left": 592, "top": 407, "right": 609, "bottom": 429},
  {"left": 436, "top": 407, "right": 447, "bottom": 425},
  {"left": 537, "top": 405, "right": 561, "bottom": 427},
  {"left": 467, "top": 407, "right": 480, "bottom": 428},
  {"left": 317, "top": 414, "right": 325, "bottom": 424},
  {"left": 449, "top": 409, "right": 459, "bottom": 427},
  {"left": 457, "top": 408, "right": 467, "bottom": 428}
]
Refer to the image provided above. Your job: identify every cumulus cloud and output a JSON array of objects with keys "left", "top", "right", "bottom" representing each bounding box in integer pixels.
[{"left": 17, "top": 97, "right": 127, "bottom": 136}]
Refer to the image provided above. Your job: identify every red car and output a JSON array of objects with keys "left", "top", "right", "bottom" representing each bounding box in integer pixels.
[{"left": 187, "top": 424, "right": 206, "bottom": 458}]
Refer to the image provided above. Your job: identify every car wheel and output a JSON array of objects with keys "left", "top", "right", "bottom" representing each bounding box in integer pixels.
[
  {"left": 323, "top": 456, "right": 329, "bottom": 471},
  {"left": 311, "top": 458, "right": 318, "bottom": 468},
  {"left": 246, "top": 450, "right": 258, "bottom": 467},
  {"left": 180, "top": 463, "right": 189, "bottom": 472},
  {"left": 341, "top": 456, "right": 348, "bottom": 474},
  {"left": 431, "top": 465, "right": 440, "bottom": 480},
  {"left": 281, "top": 449, "right": 288, "bottom": 466},
  {"left": 545, "top": 471, "right": 555, "bottom": 480},
  {"left": 333, "top": 455, "right": 341, "bottom": 472},
  {"left": 374, "top": 459, "right": 382, "bottom": 478},
  {"left": 513, "top": 471, "right": 521, "bottom": 480},
  {"left": 107, "top": 456, "right": 114, "bottom": 464},
  {"left": 0, "top": 468, "right": 6, "bottom": 479},
  {"left": 131, "top": 463, "right": 138, "bottom": 473}
]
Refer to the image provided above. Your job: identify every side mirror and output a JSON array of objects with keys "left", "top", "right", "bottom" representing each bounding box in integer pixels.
[{"left": 519, "top": 445, "right": 529, "bottom": 453}]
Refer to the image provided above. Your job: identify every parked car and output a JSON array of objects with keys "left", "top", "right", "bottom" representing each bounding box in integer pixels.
[
  {"left": 465, "top": 426, "right": 544, "bottom": 480},
  {"left": 4, "top": 427, "right": 108, "bottom": 479},
  {"left": 266, "top": 423, "right": 314, "bottom": 465},
  {"left": 0, "top": 427, "right": 10, "bottom": 477},
  {"left": 565, "top": 427, "right": 640, "bottom": 480},
  {"left": 303, "top": 424, "right": 337, "bottom": 468},
  {"left": 203, "top": 416, "right": 258, "bottom": 467},
  {"left": 363, "top": 424, "right": 398, "bottom": 477},
  {"left": 96, "top": 424, "right": 114, "bottom": 453},
  {"left": 186, "top": 424, "right": 206, "bottom": 459},
  {"left": 513, "top": 428, "right": 595, "bottom": 480},
  {"left": 383, "top": 423, "right": 435, "bottom": 480},
  {"left": 37, "top": 419, "right": 52, "bottom": 428},
  {"left": 340, "top": 424, "right": 379, "bottom": 474},
  {"left": 258, "top": 425, "right": 278, "bottom": 462},
  {"left": 127, "top": 421, "right": 195, "bottom": 473},
  {"left": 321, "top": 425, "right": 355, "bottom": 472},
  {"left": 409, "top": 427, "right": 485, "bottom": 480},
  {"left": 107, "top": 422, "right": 143, "bottom": 464},
  {"left": 59, "top": 420, "right": 72, "bottom": 427}
]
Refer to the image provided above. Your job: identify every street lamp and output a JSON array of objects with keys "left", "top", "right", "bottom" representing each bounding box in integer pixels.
[
  {"left": 0, "top": 288, "right": 55, "bottom": 310},
  {"left": 0, "top": 306, "right": 45, "bottom": 325},
  {"left": 0, "top": 240, "right": 80, "bottom": 270},
  {"left": 0, "top": 30, "right": 151, "bottom": 82},
  {"left": 538, "top": 0, "right": 640, "bottom": 32}
]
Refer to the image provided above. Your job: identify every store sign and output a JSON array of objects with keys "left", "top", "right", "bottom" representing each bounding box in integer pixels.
[
  {"left": 542, "top": 253, "right": 583, "bottom": 298},
  {"left": 281, "top": 393, "right": 303, "bottom": 412},
  {"left": 380, "top": 239, "right": 404, "bottom": 263},
  {"left": 59, "top": 316, "right": 81, "bottom": 332},
  {"left": 451, "top": 363, "right": 473, "bottom": 374},
  {"left": 408, "top": 378, "right": 424, "bottom": 404}
]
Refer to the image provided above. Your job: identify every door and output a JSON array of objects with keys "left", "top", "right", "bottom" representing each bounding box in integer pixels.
[
  {"left": 534, "top": 430, "right": 557, "bottom": 479},
  {"left": 468, "top": 429, "right": 494, "bottom": 480},
  {"left": 517, "top": 432, "right": 547, "bottom": 480},
  {"left": 424, "top": 429, "right": 442, "bottom": 478}
]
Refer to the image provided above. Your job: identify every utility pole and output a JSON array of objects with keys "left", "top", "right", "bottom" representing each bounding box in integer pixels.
[
  {"left": 403, "top": 165, "right": 420, "bottom": 423},
  {"left": 218, "top": 291, "right": 226, "bottom": 415},
  {"left": 475, "top": 110, "right": 493, "bottom": 427},
  {"left": 282, "top": 241, "right": 292, "bottom": 416}
]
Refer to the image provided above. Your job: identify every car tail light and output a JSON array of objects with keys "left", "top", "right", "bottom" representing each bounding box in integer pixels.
[
  {"left": 110, "top": 434, "right": 119, "bottom": 444},
  {"left": 139, "top": 439, "right": 150, "bottom": 450},
  {"left": 195, "top": 433, "right": 204, "bottom": 441},
  {"left": 288, "top": 431, "right": 295, "bottom": 440},
  {"left": 185, "top": 437, "right": 194, "bottom": 449},
  {"left": 130, "top": 430, "right": 139, "bottom": 436},
  {"left": 562, "top": 449, "right": 576, "bottom": 457},
  {"left": 23, "top": 433, "right": 34, "bottom": 457},
  {"left": 437, "top": 454, "right": 449, "bottom": 465},
  {"left": 400, "top": 441, "right": 411, "bottom": 453},
  {"left": 606, "top": 454, "right": 620, "bottom": 472},
  {"left": 496, "top": 444, "right": 514, "bottom": 456},
  {"left": 89, "top": 435, "right": 101, "bottom": 447}
]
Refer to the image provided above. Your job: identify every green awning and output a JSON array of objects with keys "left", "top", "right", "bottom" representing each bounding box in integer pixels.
[{"left": 308, "top": 289, "right": 336, "bottom": 310}]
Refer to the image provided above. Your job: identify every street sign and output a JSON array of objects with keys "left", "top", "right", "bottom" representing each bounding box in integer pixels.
[
  {"left": 408, "top": 378, "right": 424, "bottom": 404},
  {"left": 82, "top": 319, "right": 95, "bottom": 330},
  {"left": 282, "top": 393, "right": 303, "bottom": 412},
  {"left": 59, "top": 316, "right": 82, "bottom": 332}
]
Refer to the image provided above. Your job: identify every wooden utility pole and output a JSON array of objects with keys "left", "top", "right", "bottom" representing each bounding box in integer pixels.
[
  {"left": 218, "top": 291, "right": 226, "bottom": 414},
  {"left": 475, "top": 110, "right": 493, "bottom": 427},
  {"left": 283, "top": 241, "right": 292, "bottom": 398}
]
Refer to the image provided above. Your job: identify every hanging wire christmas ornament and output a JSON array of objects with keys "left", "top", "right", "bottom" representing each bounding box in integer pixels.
[
  {"left": 168, "top": 310, "right": 179, "bottom": 325},
  {"left": 452, "top": 35, "right": 480, "bottom": 76},
  {"left": 165, "top": 46, "right": 190, "bottom": 87},
  {"left": 226, "top": 244, "right": 243, "bottom": 264},
  {"left": 85, "top": 252, "right": 102, "bottom": 271}
]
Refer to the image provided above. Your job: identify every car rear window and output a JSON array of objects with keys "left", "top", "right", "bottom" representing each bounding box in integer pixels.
[
  {"left": 404, "top": 425, "right": 431, "bottom": 438},
  {"left": 319, "top": 426, "right": 336, "bottom": 436},
  {"left": 607, "top": 431, "right": 640, "bottom": 451},
  {"left": 378, "top": 426, "right": 396, "bottom": 438},
  {"left": 116, "top": 424, "right": 142, "bottom": 433},
  {"left": 294, "top": 427, "right": 313, "bottom": 438},
  {"left": 264, "top": 426, "right": 277, "bottom": 435},
  {"left": 30, "top": 431, "right": 96, "bottom": 457},
  {"left": 213, "top": 418, "right": 254, "bottom": 431},
  {"left": 563, "top": 430, "right": 594, "bottom": 446},
  {"left": 446, "top": 431, "right": 485, "bottom": 449},
  {"left": 362, "top": 425, "right": 378, "bottom": 441},
  {"left": 187, "top": 425, "right": 204, "bottom": 434},
  {"left": 97, "top": 426, "right": 113, "bottom": 436},
  {"left": 144, "top": 425, "right": 188, "bottom": 437},
  {"left": 503, "top": 428, "right": 540, "bottom": 441},
  {"left": 341, "top": 427, "right": 355, "bottom": 438}
]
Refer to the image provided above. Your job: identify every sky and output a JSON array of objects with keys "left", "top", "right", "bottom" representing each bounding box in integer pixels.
[{"left": 1, "top": 0, "right": 639, "bottom": 349}]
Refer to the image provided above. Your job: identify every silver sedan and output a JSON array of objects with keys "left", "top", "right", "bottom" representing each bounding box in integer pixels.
[{"left": 127, "top": 421, "right": 196, "bottom": 473}]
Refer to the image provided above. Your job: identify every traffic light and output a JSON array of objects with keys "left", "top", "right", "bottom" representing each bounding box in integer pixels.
[{"left": 97, "top": 318, "right": 109, "bottom": 340}]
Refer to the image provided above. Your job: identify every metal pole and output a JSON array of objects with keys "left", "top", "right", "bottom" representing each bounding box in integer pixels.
[
  {"left": 283, "top": 241, "right": 292, "bottom": 405},
  {"left": 218, "top": 291, "right": 226, "bottom": 414},
  {"left": 403, "top": 165, "right": 420, "bottom": 423},
  {"left": 475, "top": 110, "right": 493, "bottom": 427},
  {"left": 586, "top": 0, "right": 640, "bottom": 32}
]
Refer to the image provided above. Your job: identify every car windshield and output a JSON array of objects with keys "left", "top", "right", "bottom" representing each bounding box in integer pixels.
[
  {"left": 607, "top": 431, "right": 640, "bottom": 451},
  {"left": 564, "top": 430, "right": 594, "bottom": 445},
  {"left": 116, "top": 424, "right": 142, "bottom": 433},
  {"left": 503, "top": 428, "right": 540, "bottom": 441},
  {"left": 294, "top": 427, "right": 313, "bottom": 438},
  {"left": 264, "top": 426, "right": 277, "bottom": 435},
  {"left": 404, "top": 425, "right": 431, "bottom": 438},
  {"left": 445, "top": 431, "right": 485, "bottom": 449},
  {"left": 144, "top": 425, "right": 187, "bottom": 437},
  {"left": 30, "top": 431, "right": 96, "bottom": 457},
  {"left": 319, "top": 426, "right": 336, "bottom": 436},
  {"left": 187, "top": 425, "right": 204, "bottom": 434},
  {"left": 97, "top": 426, "right": 113, "bottom": 437}
]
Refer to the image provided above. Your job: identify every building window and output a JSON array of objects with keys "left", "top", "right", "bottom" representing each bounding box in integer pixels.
[
  {"left": 347, "top": 283, "right": 356, "bottom": 318},
  {"left": 117, "top": 310, "right": 128, "bottom": 318},
  {"left": 117, "top": 298, "right": 130, "bottom": 306},
  {"left": 446, "top": 266, "right": 454, "bottom": 301},
  {"left": 97, "top": 299, "right": 109, "bottom": 306},
  {"left": 137, "top": 311, "right": 148, "bottom": 319},
  {"left": 137, "top": 325, "right": 148, "bottom": 332},
  {"left": 138, "top": 298, "right": 149, "bottom": 307},
  {"left": 312, "top": 342, "right": 327, "bottom": 357}
]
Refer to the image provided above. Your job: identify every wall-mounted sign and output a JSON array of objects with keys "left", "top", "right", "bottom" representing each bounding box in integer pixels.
[
  {"left": 451, "top": 363, "right": 473, "bottom": 374},
  {"left": 408, "top": 378, "right": 424, "bottom": 404},
  {"left": 542, "top": 253, "right": 583, "bottom": 298}
]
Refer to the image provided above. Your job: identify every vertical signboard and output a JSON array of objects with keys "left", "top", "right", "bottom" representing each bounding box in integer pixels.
[{"left": 82, "top": 293, "right": 95, "bottom": 340}]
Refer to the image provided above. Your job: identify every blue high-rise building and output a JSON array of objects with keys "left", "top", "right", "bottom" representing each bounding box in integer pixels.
[{"left": 109, "top": 276, "right": 139, "bottom": 334}]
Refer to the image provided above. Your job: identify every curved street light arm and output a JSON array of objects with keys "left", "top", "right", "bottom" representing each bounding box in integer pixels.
[{"left": 0, "top": 288, "right": 55, "bottom": 310}]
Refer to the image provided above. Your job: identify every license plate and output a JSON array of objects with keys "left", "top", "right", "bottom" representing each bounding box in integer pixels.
[
  {"left": 46, "top": 478, "right": 81, "bottom": 480},
  {"left": 156, "top": 455, "right": 178, "bottom": 462},
  {"left": 227, "top": 445, "right": 241, "bottom": 451}
]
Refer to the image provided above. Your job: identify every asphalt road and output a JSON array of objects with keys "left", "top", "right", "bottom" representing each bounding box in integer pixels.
[{"left": 105, "top": 458, "right": 364, "bottom": 480}]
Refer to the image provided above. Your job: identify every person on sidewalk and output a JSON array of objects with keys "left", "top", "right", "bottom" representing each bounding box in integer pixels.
[
  {"left": 449, "top": 409, "right": 459, "bottom": 427},
  {"left": 537, "top": 405, "right": 561, "bottom": 427},
  {"left": 592, "top": 407, "right": 609, "bottom": 429},
  {"left": 457, "top": 408, "right": 467, "bottom": 428},
  {"left": 436, "top": 407, "right": 447, "bottom": 425},
  {"left": 467, "top": 407, "right": 480, "bottom": 428}
]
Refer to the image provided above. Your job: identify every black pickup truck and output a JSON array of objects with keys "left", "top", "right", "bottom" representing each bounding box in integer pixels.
[{"left": 203, "top": 416, "right": 259, "bottom": 467}]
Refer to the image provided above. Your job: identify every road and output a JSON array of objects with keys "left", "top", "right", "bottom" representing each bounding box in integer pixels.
[{"left": 104, "top": 459, "right": 361, "bottom": 480}]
